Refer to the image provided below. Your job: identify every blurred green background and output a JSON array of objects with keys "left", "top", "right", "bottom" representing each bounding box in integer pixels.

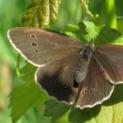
[
  {"left": 0, "top": 1, "right": 30, "bottom": 123},
  {"left": 0, "top": 0, "right": 123, "bottom": 123}
]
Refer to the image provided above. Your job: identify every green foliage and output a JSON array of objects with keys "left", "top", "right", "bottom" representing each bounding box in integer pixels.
[
  {"left": 22, "top": 0, "right": 61, "bottom": 27},
  {"left": 51, "top": 0, "right": 81, "bottom": 31},
  {"left": 9, "top": 64, "right": 49, "bottom": 122},
  {"left": 44, "top": 99, "right": 70, "bottom": 121},
  {"left": 0, "top": 0, "right": 30, "bottom": 66},
  {"left": 1, "top": 0, "right": 123, "bottom": 123}
]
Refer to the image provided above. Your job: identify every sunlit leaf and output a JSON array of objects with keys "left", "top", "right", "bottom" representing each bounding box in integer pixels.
[{"left": 9, "top": 64, "right": 49, "bottom": 122}]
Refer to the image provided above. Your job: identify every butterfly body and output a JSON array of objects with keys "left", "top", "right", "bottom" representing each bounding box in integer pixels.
[
  {"left": 74, "top": 45, "right": 94, "bottom": 84},
  {"left": 7, "top": 27, "right": 123, "bottom": 109}
]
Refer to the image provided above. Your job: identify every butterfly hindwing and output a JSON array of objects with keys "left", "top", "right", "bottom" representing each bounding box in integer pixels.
[
  {"left": 76, "top": 55, "right": 114, "bottom": 108},
  {"left": 35, "top": 51, "right": 80, "bottom": 102}
]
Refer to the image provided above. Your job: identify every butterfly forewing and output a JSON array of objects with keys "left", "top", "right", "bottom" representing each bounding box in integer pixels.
[
  {"left": 96, "top": 45, "right": 123, "bottom": 84},
  {"left": 8, "top": 27, "right": 81, "bottom": 67}
]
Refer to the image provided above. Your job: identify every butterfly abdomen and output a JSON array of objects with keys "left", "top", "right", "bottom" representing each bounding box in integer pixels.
[{"left": 74, "top": 46, "right": 94, "bottom": 84}]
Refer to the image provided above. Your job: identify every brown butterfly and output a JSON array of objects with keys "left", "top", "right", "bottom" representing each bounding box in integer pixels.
[{"left": 7, "top": 27, "right": 123, "bottom": 109}]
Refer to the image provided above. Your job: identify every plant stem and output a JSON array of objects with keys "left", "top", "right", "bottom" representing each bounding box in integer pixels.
[
  {"left": 105, "top": 0, "right": 117, "bottom": 28},
  {"left": 16, "top": 54, "right": 21, "bottom": 76}
]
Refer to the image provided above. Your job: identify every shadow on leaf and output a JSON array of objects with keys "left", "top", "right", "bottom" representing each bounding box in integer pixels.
[
  {"left": 103, "top": 84, "right": 123, "bottom": 106},
  {"left": 68, "top": 105, "right": 101, "bottom": 123}
]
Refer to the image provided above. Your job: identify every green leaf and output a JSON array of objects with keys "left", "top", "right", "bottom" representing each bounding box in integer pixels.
[
  {"left": 17, "top": 108, "right": 51, "bottom": 123},
  {"left": 116, "top": 0, "right": 123, "bottom": 17},
  {"left": 95, "top": 27, "right": 123, "bottom": 45},
  {"left": 64, "top": 22, "right": 123, "bottom": 45},
  {"left": 117, "top": 18, "right": 123, "bottom": 33},
  {"left": 9, "top": 64, "right": 49, "bottom": 122},
  {"left": 64, "top": 21, "right": 101, "bottom": 43},
  {"left": 69, "top": 106, "right": 101, "bottom": 123},
  {"left": 44, "top": 99, "right": 70, "bottom": 121}
]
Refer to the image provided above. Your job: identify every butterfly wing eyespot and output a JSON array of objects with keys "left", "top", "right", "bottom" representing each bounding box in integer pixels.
[
  {"left": 63, "top": 84, "right": 69, "bottom": 89},
  {"left": 32, "top": 42, "right": 38, "bottom": 47},
  {"left": 31, "top": 42, "right": 39, "bottom": 53},
  {"left": 30, "top": 33, "right": 36, "bottom": 39}
]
